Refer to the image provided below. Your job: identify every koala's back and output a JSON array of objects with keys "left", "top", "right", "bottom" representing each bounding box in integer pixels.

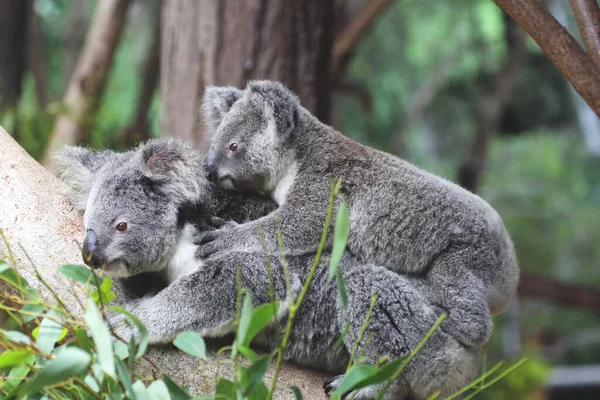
[{"left": 301, "top": 126, "right": 519, "bottom": 313}]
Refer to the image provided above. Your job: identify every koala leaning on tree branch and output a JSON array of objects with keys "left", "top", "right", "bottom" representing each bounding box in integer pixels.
[
  {"left": 57, "top": 139, "right": 482, "bottom": 399},
  {"left": 198, "top": 80, "right": 520, "bottom": 351}
]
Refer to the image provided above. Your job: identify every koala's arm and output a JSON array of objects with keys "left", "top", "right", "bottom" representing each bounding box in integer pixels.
[
  {"left": 197, "top": 181, "right": 334, "bottom": 258},
  {"left": 212, "top": 188, "right": 277, "bottom": 223},
  {"left": 111, "top": 252, "right": 294, "bottom": 343}
]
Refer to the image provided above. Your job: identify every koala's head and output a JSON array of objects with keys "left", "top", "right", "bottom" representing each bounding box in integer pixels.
[
  {"left": 202, "top": 80, "right": 300, "bottom": 193},
  {"left": 56, "top": 139, "right": 208, "bottom": 277}
]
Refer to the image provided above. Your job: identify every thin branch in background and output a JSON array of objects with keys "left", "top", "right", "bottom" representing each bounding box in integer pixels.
[
  {"left": 63, "top": 1, "right": 88, "bottom": 94},
  {"left": 458, "top": 14, "right": 527, "bottom": 192},
  {"left": 493, "top": 0, "right": 600, "bottom": 116},
  {"left": 518, "top": 272, "right": 600, "bottom": 315},
  {"left": 568, "top": 0, "right": 600, "bottom": 70},
  {"left": 331, "top": 0, "right": 398, "bottom": 80},
  {"left": 43, "top": 0, "right": 132, "bottom": 169}
]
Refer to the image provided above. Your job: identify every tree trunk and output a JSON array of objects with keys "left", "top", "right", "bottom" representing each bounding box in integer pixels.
[
  {"left": 0, "top": 0, "right": 27, "bottom": 110},
  {"left": 0, "top": 124, "right": 328, "bottom": 398},
  {"left": 43, "top": 0, "right": 131, "bottom": 169},
  {"left": 26, "top": 0, "right": 48, "bottom": 108},
  {"left": 160, "top": 0, "right": 335, "bottom": 147},
  {"left": 119, "top": 1, "right": 161, "bottom": 148}
]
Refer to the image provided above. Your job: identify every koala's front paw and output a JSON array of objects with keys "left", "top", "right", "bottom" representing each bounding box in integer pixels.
[
  {"left": 195, "top": 229, "right": 235, "bottom": 259},
  {"left": 324, "top": 375, "right": 348, "bottom": 399},
  {"left": 107, "top": 313, "right": 136, "bottom": 343}
]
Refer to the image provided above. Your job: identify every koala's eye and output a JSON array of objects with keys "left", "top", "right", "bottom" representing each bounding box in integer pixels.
[
  {"left": 116, "top": 222, "right": 128, "bottom": 232},
  {"left": 229, "top": 143, "right": 238, "bottom": 152}
]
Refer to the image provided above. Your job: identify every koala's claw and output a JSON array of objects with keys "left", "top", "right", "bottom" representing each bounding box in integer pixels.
[{"left": 323, "top": 375, "right": 348, "bottom": 399}]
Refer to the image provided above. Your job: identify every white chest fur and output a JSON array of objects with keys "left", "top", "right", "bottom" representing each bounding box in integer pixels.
[
  {"left": 272, "top": 162, "right": 297, "bottom": 205},
  {"left": 161, "top": 223, "right": 204, "bottom": 283}
]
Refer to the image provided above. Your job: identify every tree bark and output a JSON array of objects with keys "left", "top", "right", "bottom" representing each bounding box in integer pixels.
[
  {"left": 26, "top": 0, "right": 48, "bottom": 107},
  {"left": 493, "top": 0, "right": 600, "bottom": 116},
  {"left": 43, "top": 0, "right": 131, "bottom": 168},
  {"left": 0, "top": 124, "right": 328, "bottom": 398},
  {"left": 160, "top": 0, "right": 335, "bottom": 147},
  {"left": 569, "top": 0, "right": 600, "bottom": 70},
  {"left": 0, "top": 0, "right": 27, "bottom": 110}
]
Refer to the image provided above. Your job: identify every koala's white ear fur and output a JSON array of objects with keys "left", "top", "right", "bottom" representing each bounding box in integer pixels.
[
  {"left": 55, "top": 146, "right": 115, "bottom": 211},
  {"left": 139, "top": 139, "right": 208, "bottom": 204},
  {"left": 202, "top": 86, "right": 243, "bottom": 133}
]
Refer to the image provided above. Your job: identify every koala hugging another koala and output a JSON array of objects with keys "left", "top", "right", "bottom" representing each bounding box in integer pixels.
[{"left": 57, "top": 81, "right": 518, "bottom": 399}]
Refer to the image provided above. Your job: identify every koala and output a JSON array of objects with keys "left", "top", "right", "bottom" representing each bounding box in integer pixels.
[
  {"left": 199, "top": 80, "right": 520, "bottom": 350},
  {"left": 58, "top": 139, "right": 481, "bottom": 399}
]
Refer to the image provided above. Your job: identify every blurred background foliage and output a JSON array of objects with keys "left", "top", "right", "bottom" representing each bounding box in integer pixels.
[{"left": 1, "top": 0, "right": 600, "bottom": 398}]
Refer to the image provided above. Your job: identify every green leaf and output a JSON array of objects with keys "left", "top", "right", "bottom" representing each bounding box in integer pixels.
[
  {"left": 0, "top": 261, "right": 9, "bottom": 273},
  {"left": 2, "top": 357, "right": 34, "bottom": 394},
  {"left": 75, "top": 328, "right": 92, "bottom": 352},
  {"left": 116, "top": 358, "right": 136, "bottom": 399},
  {"left": 335, "top": 269, "right": 348, "bottom": 309},
  {"left": 173, "top": 331, "right": 207, "bottom": 359},
  {"left": 59, "top": 264, "right": 102, "bottom": 287},
  {"left": 109, "top": 306, "right": 149, "bottom": 361},
  {"left": 163, "top": 374, "right": 192, "bottom": 400},
  {"left": 92, "top": 276, "right": 116, "bottom": 305},
  {"left": 84, "top": 298, "right": 115, "bottom": 377},
  {"left": 147, "top": 380, "right": 171, "bottom": 400},
  {"left": 235, "top": 293, "right": 253, "bottom": 353},
  {"left": 328, "top": 201, "right": 350, "bottom": 282},
  {"left": 237, "top": 345, "right": 258, "bottom": 362},
  {"left": 133, "top": 381, "right": 151, "bottom": 399},
  {"left": 20, "top": 303, "right": 46, "bottom": 323},
  {"left": 349, "top": 357, "right": 407, "bottom": 392},
  {"left": 0, "top": 349, "right": 34, "bottom": 369},
  {"left": 331, "top": 364, "right": 378, "bottom": 399},
  {"left": 113, "top": 340, "right": 130, "bottom": 360},
  {"left": 20, "top": 347, "right": 91, "bottom": 396},
  {"left": 242, "top": 355, "right": 271, "bottom": 396},
  {"left": 290, "top": 386, "right": 303, "bottom": 400},
  {"left": 244, "top": 302, "right": 278, "bottom": 347},
  {"left": 215, "top": 378, "right": 235, "bottom": 399},
  {"left": 1, "top": 329, "right": 32, "bottom": 345},
  {"left": 35, "top": 309, "right": 65, "bottom": 354}
]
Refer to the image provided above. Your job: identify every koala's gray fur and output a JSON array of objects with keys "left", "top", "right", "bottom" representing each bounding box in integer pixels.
[
  {"left": 58, "top": 139, "right": 481, "bottom": 399},
  {"left": 200, "top": 80, "right": 520, "bottom": 351}
]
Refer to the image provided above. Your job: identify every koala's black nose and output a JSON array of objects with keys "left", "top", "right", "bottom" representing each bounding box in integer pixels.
[
  {"left": 82, "top": 230, "right": 106, "bottom": 269},
  {"left": 203, "top": 149, "right": 217, "bottom": 182}
]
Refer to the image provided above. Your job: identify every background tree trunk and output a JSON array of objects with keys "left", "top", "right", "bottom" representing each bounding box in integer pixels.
[
  {"left": 160, "top": 0, "right": 334, "bottom": 147},
  {"left": 0, "top": 0, "right": 27, "bottom": 111},
  {"left": 43, "top": 0, "right": 132, "bottom": 169},
  {"left": 0, "top": 124, "right": 328, "bottom": 399}
]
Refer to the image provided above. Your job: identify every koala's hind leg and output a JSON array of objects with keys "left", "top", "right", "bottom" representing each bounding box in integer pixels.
[
  {"left": 111, "top": 252, "right": 292, "bottom": 344},
  {"left": 326, "top": 264, "right": 479, "bottom": 400},
  {"left": 423, "top": 248, "right": 493, "bottom": 348}
]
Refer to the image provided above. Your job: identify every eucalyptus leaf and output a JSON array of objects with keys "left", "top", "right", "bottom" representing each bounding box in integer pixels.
[
  {"left": 84, "top": 298, "right": 115, "bottom": 377},
  {"left": 174, "top": 331, "right": 207, "bottom": 359}
]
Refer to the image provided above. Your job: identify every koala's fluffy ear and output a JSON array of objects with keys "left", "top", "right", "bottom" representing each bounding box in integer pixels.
[
  {"left": 202, "top": 86, "right": 244, "bottom": 133},
  {"left": 139, "top": 139, "right": 208, "bottom": 205},
  {"left": 246, "top": 80, "right": 300, "bottom": 136},
  {"left": 55, "top": 146, "right": 117, "bottom": 211}
]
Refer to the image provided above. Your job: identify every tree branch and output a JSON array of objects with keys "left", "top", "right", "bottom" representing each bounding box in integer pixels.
[
  {"left": 569, "top": 0, "right": 600, "bottom": 69},
  {"left": 0, "top": 124, "right": 328, "bottom": 398},
  {"left": 518, "top": 272, "right": 600, "bottom": 314},
  {"left": 332, "top": 0, "right": 397, "bottom": 76},
  {"left": 493, "top": 0, "right": 600, "bottom": 116}
]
